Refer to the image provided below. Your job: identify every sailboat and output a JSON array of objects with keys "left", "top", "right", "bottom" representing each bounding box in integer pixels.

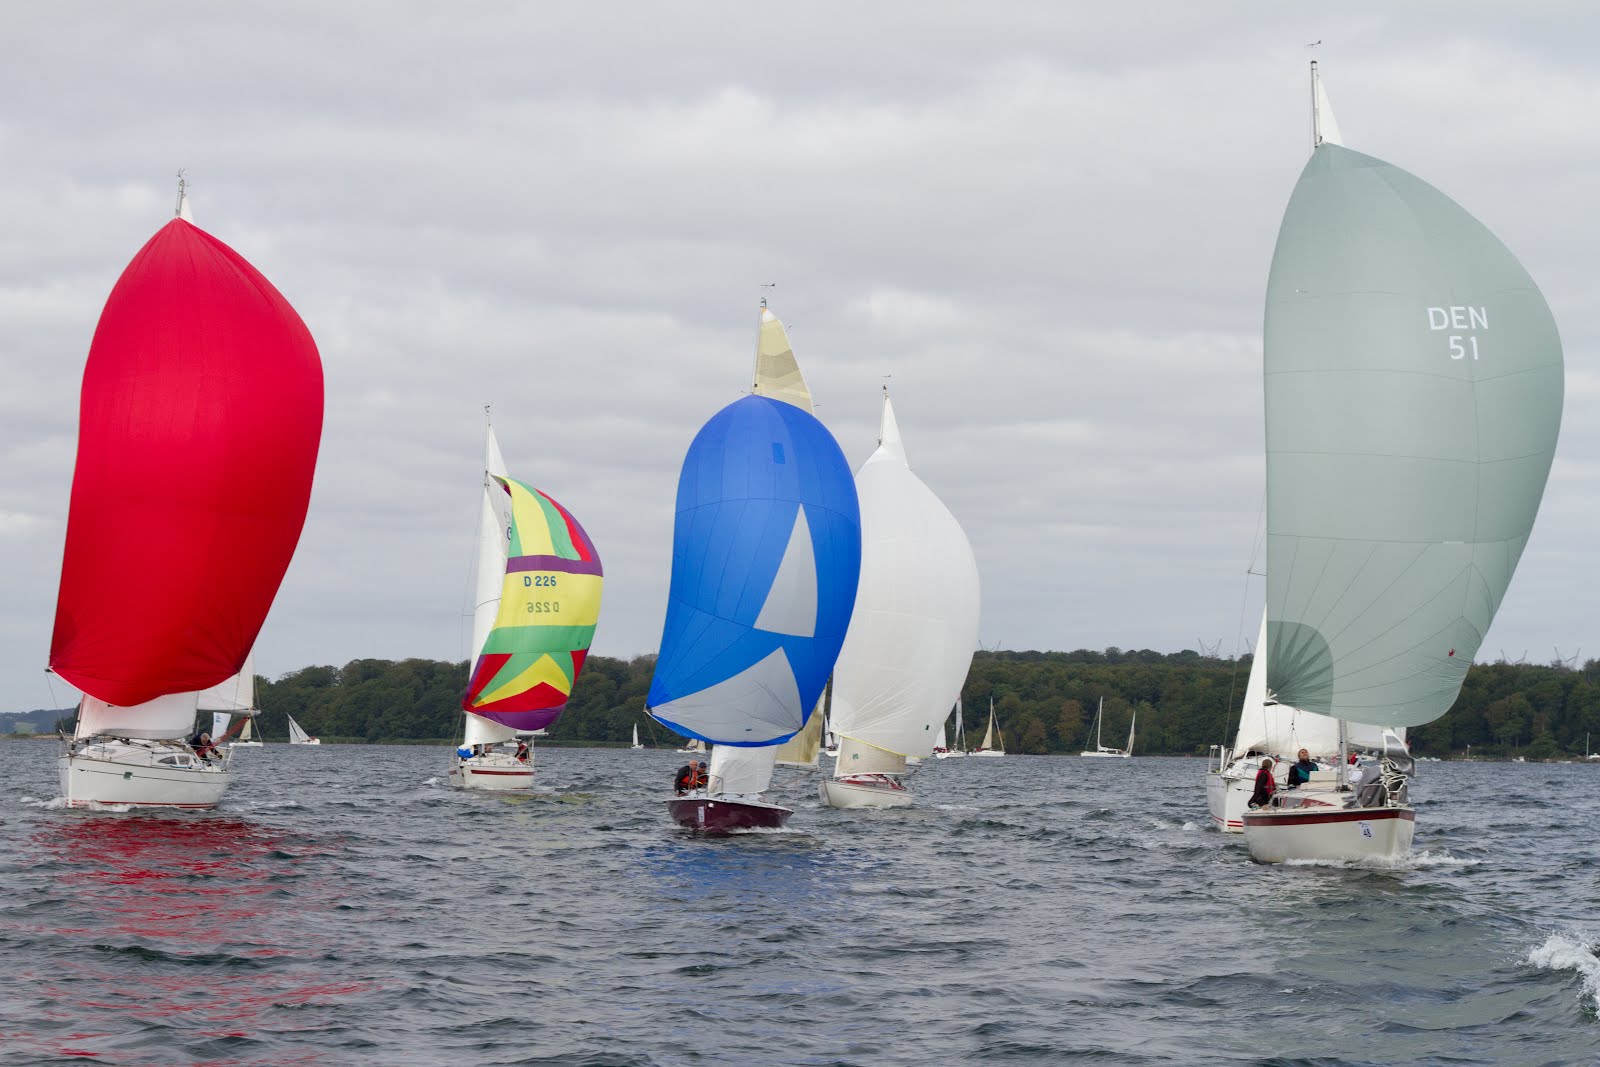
[
  {"left": 1205, "top": 612, "right": 1400, "bottom": 832},
  {"left": 822, "top": 389, "right": 980, "bottom": 809},
  {"left": 774, "top": 699, "right": 824, "bottom": 770},
  {"left": 1079, "top": 698, "right": 1133, "bottom": 758},
  {"left": 1240, "top": 63, "right": 1562, "bottom": 863},
  {"left": 970, "top": 698, "right": 1005, "bottom": 757},
  {"left": 647, "top": 303, "right": 861, "bottom": 831},
  {"left": 935, "top": 698, "right": 968, "bottom": 758},
  {"left": 286, "top": 715, "right": 320, "bottom": 746},
  {"left": 51, "top": 180, "right": 323, "bottom": 809},
  {"left": 675, "top": 737, "right": 708, "bottom": 756},
  {"left": 451, "top": 423, "right": 604, "bottom": 791},
  {"left": 201, "top": 655, "right": 261, "bottom": 748},
  {"left": 631, "top": 724, "right": 645, "bottom": 751}
]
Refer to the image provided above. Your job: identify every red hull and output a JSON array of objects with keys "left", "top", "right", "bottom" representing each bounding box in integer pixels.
[{"left": 666, "top": 796, "right": 792, "bottom": 832}]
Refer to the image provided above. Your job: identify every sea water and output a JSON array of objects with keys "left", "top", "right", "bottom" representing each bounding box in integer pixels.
[{"left": 0, "top": 740, "right": 1596, "bottom": 1065}]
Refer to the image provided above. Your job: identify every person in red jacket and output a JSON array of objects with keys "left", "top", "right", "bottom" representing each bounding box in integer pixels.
[{"left": 1248, "top": 757, "right": 1277, "bottom": 809}]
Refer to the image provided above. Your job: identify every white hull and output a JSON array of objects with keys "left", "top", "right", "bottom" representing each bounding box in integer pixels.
[
  {"left": 968, "top": 749, "right": 1004, "bottom": 758},
  {"left": 933, "top": 750, "right": 966, "bottom": 759},
  {"left": 229, "top": 740, "right": 264, "bottom": 748},
  {"left": 1243, "top": 803, "right": 1415, "bottom": 863},
  {"left": 290, "top": 739, "right": 321, "bottom": 746},
  {"left": 819, "top": 774, "right": 914, "bottom": 809},
  {"left": 1080, "top": 750, "right": 1128, "bottom": 758},
  {"left": 1205, "top": 768, "right": 1252, "bottom": 833},
  {"left": 58, "top": 740, "right": 230, "bottom": 809},
  {"left": 449, "top": 753, "right": 532, "bottom": 791}
]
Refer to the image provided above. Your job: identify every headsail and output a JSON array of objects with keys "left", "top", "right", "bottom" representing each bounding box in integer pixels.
[
  {"left": 49, "top": 210, "right": 323, "bottom": 710},
  {"left": 1264, "top": 67, "right": 1563, "bottom": 728},
  {"left": 463, "top": 476, "right": 603, "bottom": 732},
  {"left": 829, "top": 391, "right": 980, "bottom": 760}
]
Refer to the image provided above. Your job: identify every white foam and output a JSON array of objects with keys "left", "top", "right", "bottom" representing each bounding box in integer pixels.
[
  {"left": 18, "top": 796, "right": 68, "bottom": 810},
  {"left": 1281, "top": 849, "right": 1480, "bottom": 872},
  {"left": 1181, "top": 821, "right": 1200, "bottom": 832},
  {"left": 1526, "top": 934, "right": 1600, "bottom": 1010}
]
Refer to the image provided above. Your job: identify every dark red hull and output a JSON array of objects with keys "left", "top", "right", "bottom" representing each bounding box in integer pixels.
[{"left": 666, "top": 796, "right": 793, "bottom": 832}]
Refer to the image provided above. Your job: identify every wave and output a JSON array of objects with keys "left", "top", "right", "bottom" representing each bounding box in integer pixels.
[
  {"left": 1281, "top": 849, "right": 1480, "bottom": 871},
  {"left": 17, "top": 796, "right": 68, "bottom": 810},
  {"left": 1526, "top": 934, "right": 1600, "bottom": 1011}
]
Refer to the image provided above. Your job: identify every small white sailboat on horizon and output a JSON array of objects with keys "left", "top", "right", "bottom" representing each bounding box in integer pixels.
[
  {"left": 934, "top": 699, "right": 968, "bottom": 758},
  {"left": 286, "top": 715, "right": 321, "bottom": 746},
  {"left": 1079, "top": 698, "right": 1133, "bottom": 758},
  {"left": 631, "top": 724, "right": 645, "bottom": 750},
  {"left": 969, "top": 698, "right": 1005, "bottom": 757}
]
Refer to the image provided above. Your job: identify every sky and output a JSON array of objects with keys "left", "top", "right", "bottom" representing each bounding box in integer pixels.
[{"left": 3, "top": 2, "right": 1597, "bottom": 711}]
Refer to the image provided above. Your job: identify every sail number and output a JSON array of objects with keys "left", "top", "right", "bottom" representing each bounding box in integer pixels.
[
  {"left": 527, "top": 600, "right": 560, "bottom": 614},
  {"left": 1427, "top": 305, "right": 1486, "bottom": 361},
  {"left": 524, "top": 575, "right": 558, "bottom": 588}
]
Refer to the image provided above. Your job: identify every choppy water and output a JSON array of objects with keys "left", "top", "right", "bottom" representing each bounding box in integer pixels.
[{"left": 1, "top": 742, "right": 1597, "bottom": 1065}]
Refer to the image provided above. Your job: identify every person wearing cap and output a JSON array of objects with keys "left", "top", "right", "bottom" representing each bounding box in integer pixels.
[{"left": 1247, "top": 757, "right": 1277, "bottom": 809}]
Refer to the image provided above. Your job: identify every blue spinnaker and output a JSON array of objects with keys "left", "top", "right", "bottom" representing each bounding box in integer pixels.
[{"left": 648, "top": 395, "right": 861, "bottom": 746}]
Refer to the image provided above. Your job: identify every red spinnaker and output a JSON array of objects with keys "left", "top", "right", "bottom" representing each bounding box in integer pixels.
[{"left": 49, "top": 218, "right": 323, "bottom": 707}]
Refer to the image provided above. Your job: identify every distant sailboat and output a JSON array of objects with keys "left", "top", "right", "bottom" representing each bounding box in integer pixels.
[
  {"left": 822, "top": 388, "right": 980, "bottom": 808},
  {"left": 647, "top": 303, "right": 861, "bottom": 831},
  {"left": 935, "top": 699, "right": 968, "bottom": 759},
  {"left": 1080, "top": 698, "right": 1133, "bottom": 758},
  {"left": 1241, "top": 63, "right": 1562, "bottom": 863},
  {"left": 202, "top": 655, "right": 262, "bottom": 748},
  {"left": 286, "top": 716, "right": 320, "bottom": 746},
  {"left": 450, "top": 423, "right": 604, "bottom": 791},
  {"left": 51, "top": 180, "right": 323, "bottom": 808},
  {"left": 631, "top": 724, "right": 645, "bottom": 751},
  {"left": 970, "top": 698, "right": 1005, "bottom": 757}
]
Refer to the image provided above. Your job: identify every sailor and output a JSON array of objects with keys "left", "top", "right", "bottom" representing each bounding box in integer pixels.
[
  {"left": 1286, "top": 748, "right": 1317, "bottom": 789},
  {"left": 515, "top": 739, "right": 530, "bottom": 763},
  {"left": 190, "top": 730, "right": 218, "bottom": 760},
  {"left": 455, "top": 743, "right": 473, "bottom": 760},
  {"left": 674, "top": 758, "right": 706, "bottom": 795},
  {"left": 1247, "top": 757, "right": 1277, "bottom": 809},
  {"left": 1346, "top": 751, "right": 1363, "bottom": 787}
]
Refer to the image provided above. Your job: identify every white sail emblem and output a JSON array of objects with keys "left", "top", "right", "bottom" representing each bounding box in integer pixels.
[{"left": 753, "top": 505, "right": 817, "bottom": 637}]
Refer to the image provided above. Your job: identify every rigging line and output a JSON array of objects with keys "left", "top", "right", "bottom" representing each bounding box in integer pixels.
[{"left": 1221, "top": 491, "right": 1268, "bottom": 728}]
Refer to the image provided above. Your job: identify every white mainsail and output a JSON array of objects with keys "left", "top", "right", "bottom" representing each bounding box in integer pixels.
[
  {"left": 465, "top": 424, "right": 518, "bottom": 747},
  {"left": 829, "top": 391, "right": 980, "bottom": 775},
  {"left": 287, "top": 715, "right": 315, "bottom": 745}
]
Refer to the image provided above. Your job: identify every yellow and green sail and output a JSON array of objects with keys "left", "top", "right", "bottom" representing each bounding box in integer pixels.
[{"left": 463, "top": 477, "right": 603, "bottom": 730}]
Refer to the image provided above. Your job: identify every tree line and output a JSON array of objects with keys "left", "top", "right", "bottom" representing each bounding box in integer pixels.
[{"left": 239, "top": 649, "right": 1600, "bottom": 758}]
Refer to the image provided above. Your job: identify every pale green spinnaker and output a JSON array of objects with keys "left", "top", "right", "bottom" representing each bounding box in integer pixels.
[{"left": 1263, "top": 118, "right": 1563, "bottom": 729}]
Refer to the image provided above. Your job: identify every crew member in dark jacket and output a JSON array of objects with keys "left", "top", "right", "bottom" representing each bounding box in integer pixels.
[
  {"left": 1286, "top": 748, "right": 1318, "bottom": 789},
  {"left": 674, "top": 759, "right": 707, "bottom": 795},
  {"left": 1247, "top": 757, "right": 1277, "bottom": 809}
]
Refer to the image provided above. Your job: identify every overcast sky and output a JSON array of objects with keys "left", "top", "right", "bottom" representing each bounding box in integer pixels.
[{"left": 3, "top": 3, "right": 1597, "bottom": 711}]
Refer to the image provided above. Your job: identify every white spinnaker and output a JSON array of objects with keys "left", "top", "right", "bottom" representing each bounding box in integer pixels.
[
  {"left": 466, "top": 425, "right": 517, "bottom": 746},
  {"left": 76, "top": 692, "right": 199, "bottom": 740},
  {"left": 197, "top": 653, "right": 255, "bottom": 712},
  {"left": 708, "top": 743, "right": 777, "bottom": 795},
  {"left": 829, "top": 394, "right": 980, "bottom": 760}
]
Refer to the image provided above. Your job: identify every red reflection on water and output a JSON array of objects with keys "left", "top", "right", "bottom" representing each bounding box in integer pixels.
[{"left": 5, "top": 815, "right": 374, "bottom": 1064}]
